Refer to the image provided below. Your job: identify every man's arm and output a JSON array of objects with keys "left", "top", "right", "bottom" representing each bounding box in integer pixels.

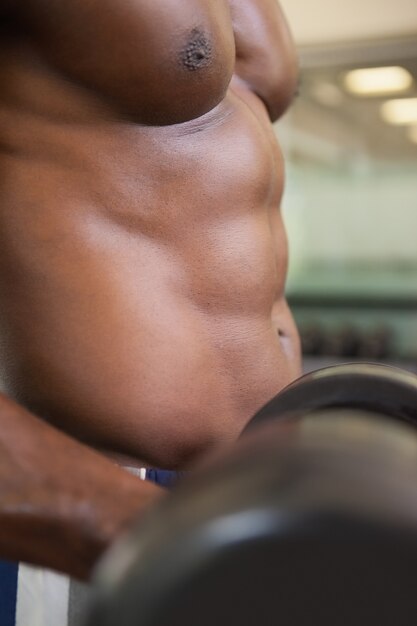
[
  {"left": 0, "top": 392, "right": 162, "bottom": 580},
  {"left": 229, "top": 0, "right": 299, "bottom": 122},
  {"left": 8, "top": 0, "right": 236, "bottom": 125}
]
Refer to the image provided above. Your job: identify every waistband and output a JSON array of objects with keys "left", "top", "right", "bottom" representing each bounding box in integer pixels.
[
  {"left": 125, "top": 466, "right": 186, "bottom": 489},
  {"left": 145, "top": 468, "right": 186, "bottom": 488}
]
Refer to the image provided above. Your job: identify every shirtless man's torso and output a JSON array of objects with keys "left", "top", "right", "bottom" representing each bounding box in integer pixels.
[
  {"left": 0, "top": 0, "right": 301, "bottom": 579},
  {"left": 0, "top": 0, "right": 301, "bottom": 470}
]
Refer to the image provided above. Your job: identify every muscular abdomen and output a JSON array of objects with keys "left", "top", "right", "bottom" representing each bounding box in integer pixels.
[{"left": 0, "top": 53, "right": 301, "bottom": 469}]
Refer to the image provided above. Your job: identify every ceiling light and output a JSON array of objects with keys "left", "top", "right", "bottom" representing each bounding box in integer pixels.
[
  {"left": 408, "top": 126, "right": 417, "bottom": 144},
  {"left": 343, "top": 66, "right": 413, "bottom": 96},
  {"left": 381, "top": 98, "right": 417, "bottom": 125}
]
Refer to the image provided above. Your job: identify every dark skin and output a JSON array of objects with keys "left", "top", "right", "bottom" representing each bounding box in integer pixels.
[{"left": 0, "top": 0, "right": 301, "bottom": 579}]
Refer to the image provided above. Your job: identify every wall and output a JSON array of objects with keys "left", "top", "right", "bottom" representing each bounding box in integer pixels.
[{"left": 279, "top": 0, "right": 417, "bottom": 46}]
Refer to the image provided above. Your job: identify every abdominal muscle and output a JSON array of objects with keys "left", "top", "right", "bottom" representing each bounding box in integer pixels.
[{"left": 0, "top": 78, "right": 301, "bottom": 469}]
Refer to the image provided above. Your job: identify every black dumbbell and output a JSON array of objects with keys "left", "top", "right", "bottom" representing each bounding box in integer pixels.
[
  {"left": 244, "top": 361, "right": 417, "bottom": 433},
  {"left": 86, "top": 363, "right": 417, "bottom": 626}
]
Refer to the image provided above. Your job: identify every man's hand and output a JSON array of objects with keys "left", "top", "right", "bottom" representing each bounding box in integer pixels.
[{"left": 0, "top": 392, "right": 163, "bottom": 580}]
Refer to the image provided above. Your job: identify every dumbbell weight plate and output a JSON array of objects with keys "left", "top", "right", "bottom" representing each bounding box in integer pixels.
[
  {"left": 87, "top": 411, "right": 417, "bottom": 626},
  {"left": 244, "top": 362, "right": 417, "bottom": 434}
]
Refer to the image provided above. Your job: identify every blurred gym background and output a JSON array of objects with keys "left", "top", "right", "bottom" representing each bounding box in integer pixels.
[{"left": 278, "top": 0, "right": 417, "bottom": 372}]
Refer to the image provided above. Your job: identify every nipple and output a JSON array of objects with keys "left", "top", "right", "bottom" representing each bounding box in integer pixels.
[{"left": 181, "top": 28, "right": 213, "bottom": 71}]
